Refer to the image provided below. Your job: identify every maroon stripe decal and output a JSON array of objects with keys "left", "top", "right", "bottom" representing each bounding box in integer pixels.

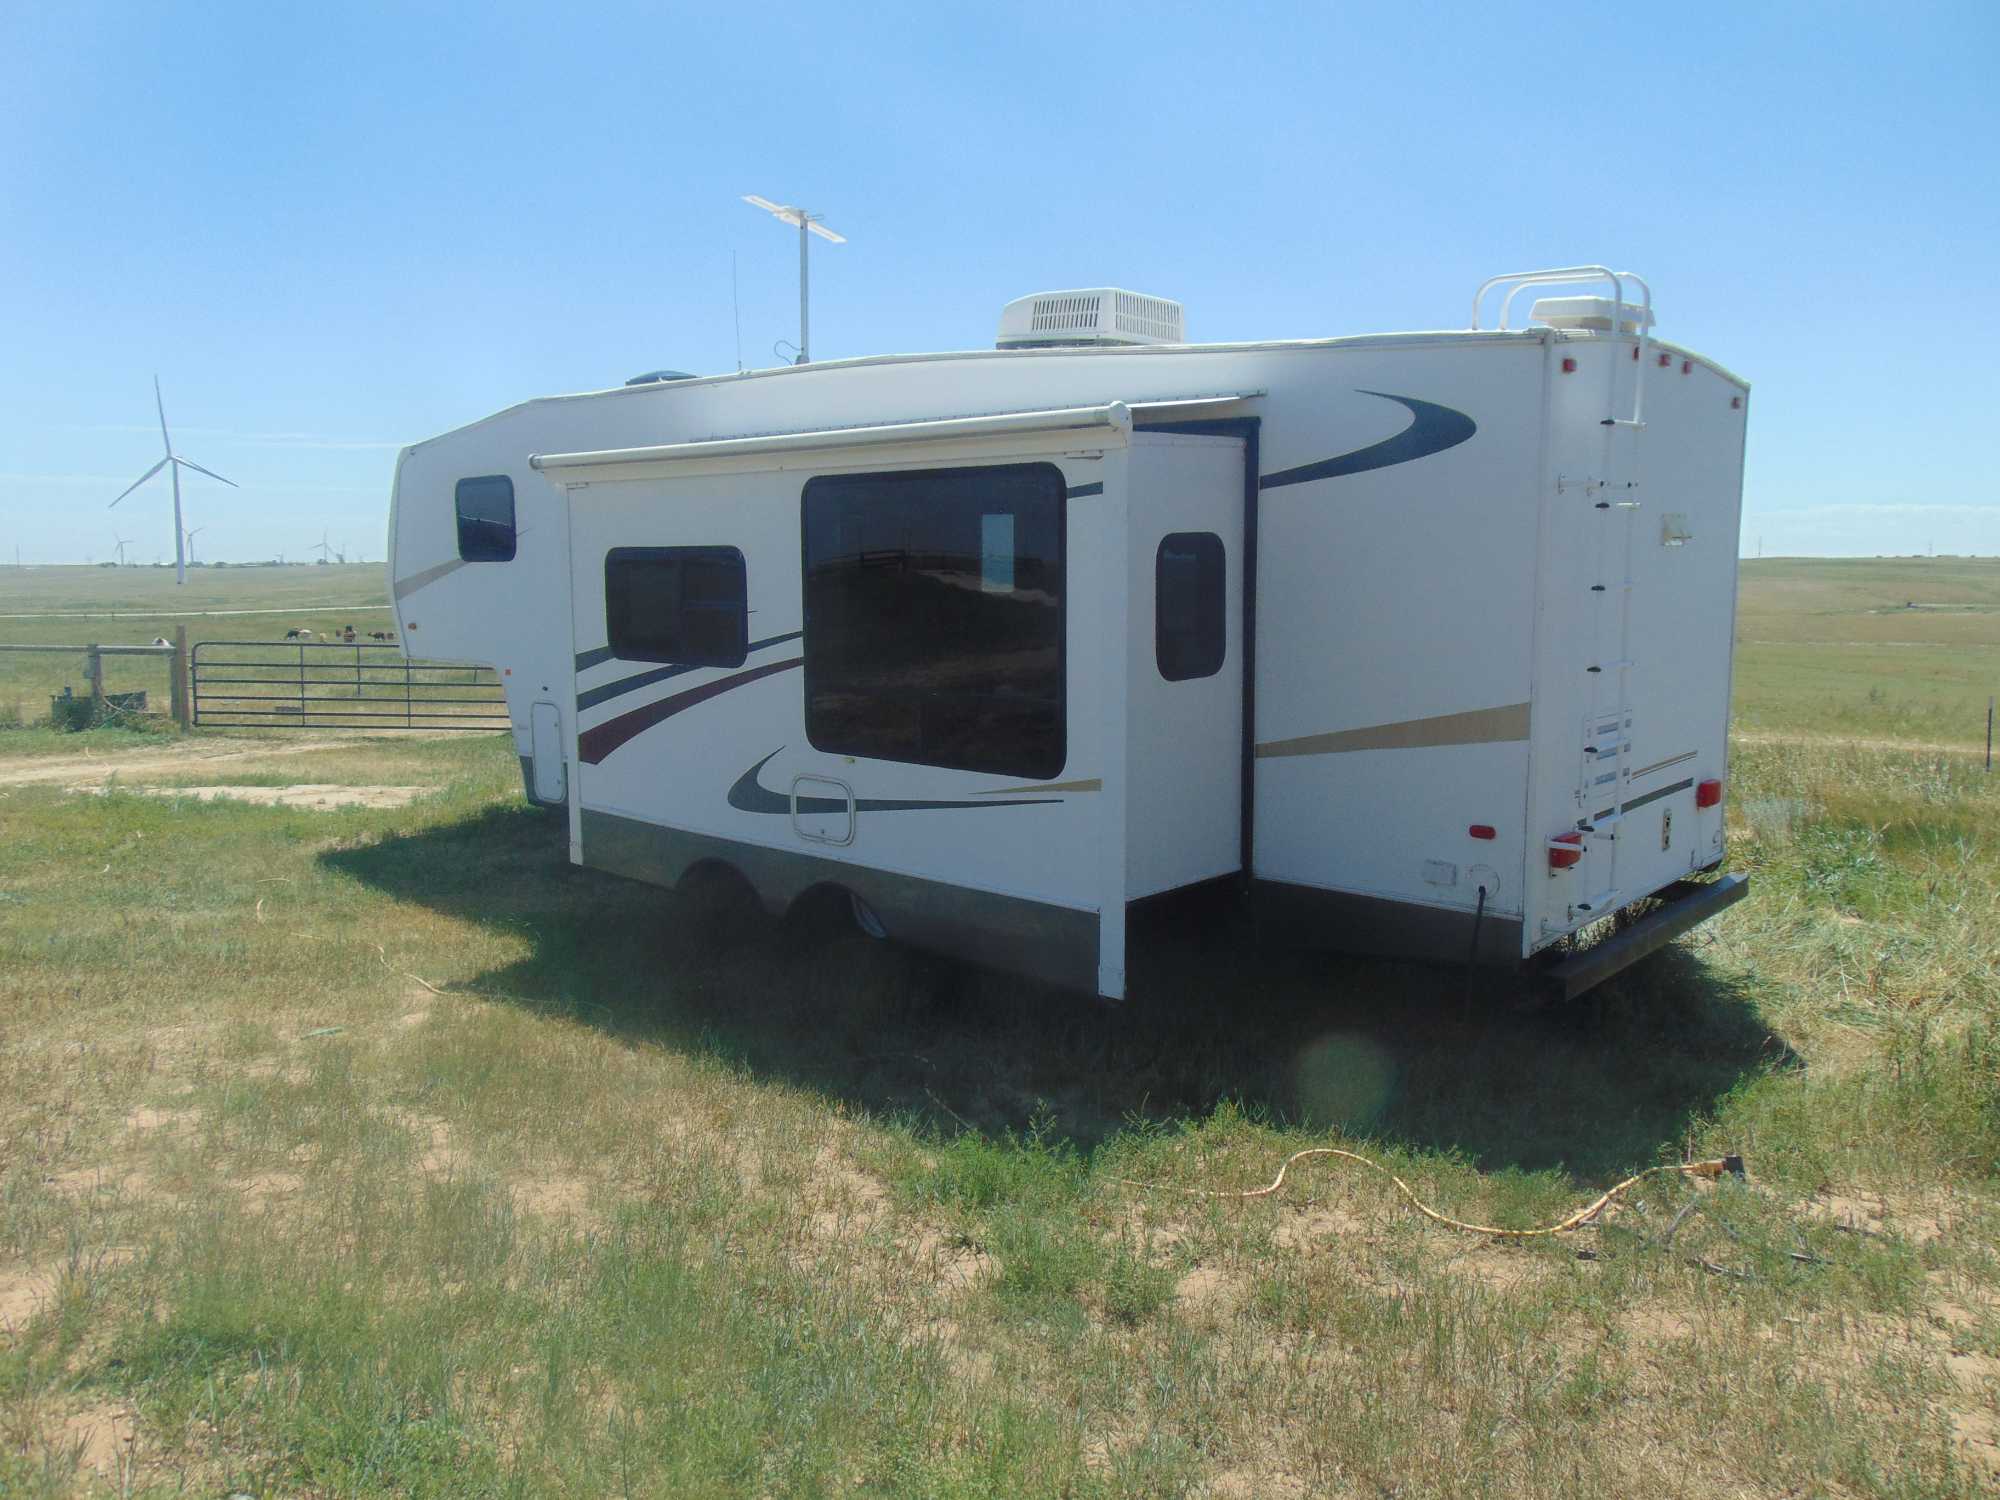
[{"left": 578, "top": 658, "right": 803, "bottom": 765}]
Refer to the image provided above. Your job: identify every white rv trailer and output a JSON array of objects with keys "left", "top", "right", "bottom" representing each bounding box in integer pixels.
[{"left": 387, "top": 267, "right": 1749, "bottom": 1001}]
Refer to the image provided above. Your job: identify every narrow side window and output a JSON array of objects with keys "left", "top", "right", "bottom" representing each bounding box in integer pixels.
[
  {"left": 455, "top": 475, "right": 516, "bottom": 562},
  {"left": 1155, "top": 532, "right": 1225, "bottom": 681},
  {"left": 604, "top": 547, "right": 748, "bottom": 667}
]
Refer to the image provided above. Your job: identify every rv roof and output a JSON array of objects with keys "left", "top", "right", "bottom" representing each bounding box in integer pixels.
[{"left": 401, "top": 326, "right": 1746, "bottom": 455}]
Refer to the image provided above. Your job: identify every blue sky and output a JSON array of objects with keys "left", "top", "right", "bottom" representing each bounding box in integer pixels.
[{"left": 2, "top": 1, "right": 1994, "bottom": 565}]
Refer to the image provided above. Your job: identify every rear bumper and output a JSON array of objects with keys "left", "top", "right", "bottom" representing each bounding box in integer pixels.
[{"left": 1540, "top": 874, "right": 1749, "bottom": 1001}]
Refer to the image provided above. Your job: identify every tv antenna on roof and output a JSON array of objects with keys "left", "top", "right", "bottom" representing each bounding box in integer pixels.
[
  {"left": 741, "top": 195, "right": 845, "bottom": 365},
  {"left": 108, "top": 376, "right": 237, "bottom": 585}
]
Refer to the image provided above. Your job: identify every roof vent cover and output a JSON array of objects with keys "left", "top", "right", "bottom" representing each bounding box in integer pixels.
[
  {"left": 997, "top": 288, "right": 1185, "bottom": 349},
  {"left": 1528, "top": 296, "right": 1656, "bottom": 335}
]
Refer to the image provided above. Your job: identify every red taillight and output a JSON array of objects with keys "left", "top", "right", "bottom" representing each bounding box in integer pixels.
[
  {"left": 1548, "top": 831, "right": 1584, "bottom": 870},
  {"left": 1561, "top": 356, "right": 1577, "bottom": 373},
  {"left": 1681, "top": 359, "right": 1691, "bottom": 374},
  {"left": 1469, "top": 824, "right": 1496, "bottom": 840},
  {"left": 1696, "top": 778, "right": 1723, "bottom": 809},
  {"left": 1658, "top": 352, "right": 1672, "bottom": 367}
]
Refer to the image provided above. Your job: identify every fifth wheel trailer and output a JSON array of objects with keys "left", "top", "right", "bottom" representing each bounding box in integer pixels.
[{"left": 386, "top": 266, "right": 1750, "bottom": 1000}]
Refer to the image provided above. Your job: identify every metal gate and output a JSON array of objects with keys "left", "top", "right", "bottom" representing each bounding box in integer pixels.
[{"left": 191, "top": 640, "right": 510, "bottom": 730}]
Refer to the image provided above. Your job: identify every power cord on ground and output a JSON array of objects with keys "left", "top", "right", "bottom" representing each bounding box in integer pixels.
[
  {"left": 1118, "top": 1151, "right": 1747, "bottom": 1239},
  {"left": 1461, "top": 883, "right": 1487, "bottom": 1022}
]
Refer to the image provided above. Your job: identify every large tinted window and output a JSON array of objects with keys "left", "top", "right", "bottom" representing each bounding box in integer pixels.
[
  {"left": 604, "top": 546, "right": 748, "bottom": 666},
  {"left": 803, "top": 464, "right": 1064, "bottom": 778},
  {"left": 1155, "top": 532, "right": 1226, "bottom": 681},
  {"left": 455, "top": 475, "right": 516, "bottom": 562}
]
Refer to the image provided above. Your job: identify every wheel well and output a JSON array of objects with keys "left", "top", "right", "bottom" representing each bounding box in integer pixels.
[
  {"left": 785, "top": 881, "right": 860, "bottom": 931},
  {"left": 675, "top": 857, "right": 775, "bottom": 913}
]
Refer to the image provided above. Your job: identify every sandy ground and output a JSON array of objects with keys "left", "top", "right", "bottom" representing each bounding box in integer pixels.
[
  {"left": 70, "top": 782, "right": 432, "bottom": 809},
  {"left": 0, "top": 731, "right": 466, "bottom": 788}
]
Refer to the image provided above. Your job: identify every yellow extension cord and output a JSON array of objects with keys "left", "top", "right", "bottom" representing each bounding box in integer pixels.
[{"left": 1121, "top": 1150, "right": 1745, "bottom": 1239}]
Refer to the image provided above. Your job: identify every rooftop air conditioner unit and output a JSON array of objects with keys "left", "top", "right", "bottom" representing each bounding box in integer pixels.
[
  {"left": 1528, "top": 296, "right": 1656, "bottom": 335},
  {"left": 996, "top": 288, "right": 1185, "bottom": 349}
]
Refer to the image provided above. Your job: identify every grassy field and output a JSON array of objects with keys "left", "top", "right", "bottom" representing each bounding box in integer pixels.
[
  {"left": 1, "top": 560, "right": 1997, "bottom": 1496},
  {"left": 0, "top": 565, "right": 392, "bottom": 725},
  {"left": 1733, "top": 557, "right": 2000, "bottom": 744}
]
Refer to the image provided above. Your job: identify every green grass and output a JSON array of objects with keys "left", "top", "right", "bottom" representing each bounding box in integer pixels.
[{"left": 3, "top": 560, "right": 2000, "bottom": 1496}]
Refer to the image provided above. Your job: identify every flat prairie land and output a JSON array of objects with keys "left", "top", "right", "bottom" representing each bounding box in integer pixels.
[
  {"left": 2, "top": 560, "right": 1997, "bottom": 1497},
  {"left": 0, "top": 565, "right": 391, "bottom": 721},
  {"left": 1733, "top": 556, "right": 2000, "bottom": 742}
]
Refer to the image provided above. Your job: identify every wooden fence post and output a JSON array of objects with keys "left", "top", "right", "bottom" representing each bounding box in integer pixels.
[
  {"left": 171, "top": 626, "right": 192, "bottom": 732},
  {"left": 86, "top": 644, "right": 104, "bottom": 723}
]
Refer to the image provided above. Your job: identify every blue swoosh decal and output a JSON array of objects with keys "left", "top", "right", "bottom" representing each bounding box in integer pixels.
[
  {"left": 727, "top": 749, "right": 1062, "bottom": 815},
  {"left": 1260, "top": 390, "right": 1477, "bottom": 490}
]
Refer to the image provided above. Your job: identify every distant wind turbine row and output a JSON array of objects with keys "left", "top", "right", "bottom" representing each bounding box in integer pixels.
[{"left": 108, "top": 376, "right": 235, "bottom": 584}]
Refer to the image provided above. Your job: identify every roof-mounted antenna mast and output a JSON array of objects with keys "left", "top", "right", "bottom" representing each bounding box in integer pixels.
[
  {"left": 732, "top": 249, "right": 744, "bottom": 373},
  {"left": 741, "top": 195, "right": 845, "bottom": 365}
]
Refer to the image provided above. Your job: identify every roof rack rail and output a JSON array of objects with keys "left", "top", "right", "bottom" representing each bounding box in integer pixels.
[{"left": 1470, "top": 266, "right": 1653, "bottom": 428}]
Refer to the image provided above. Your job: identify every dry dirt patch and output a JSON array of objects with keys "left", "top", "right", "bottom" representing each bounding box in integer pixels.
[
  {"left": 0, "top": 731, "right": 455, "bottom": 788},
  {"left": 0, "top": 1266, "right": 57, "bottom": 1330},
  {"left": 514, "top": 1176, "right": 591, "bottom": 1222},
  {"left": 57, "top": 1400, "right": 139, "bottom": 1479},
  {"left": 1211, "top": 1463, "right": 1310, "bottom": 1498},
  {"left": 1174, "top": 1264, "right": 1236, "bottom": 1317},
  {"left": 74, "top": 782, "right": 431, "bottom": 809}
]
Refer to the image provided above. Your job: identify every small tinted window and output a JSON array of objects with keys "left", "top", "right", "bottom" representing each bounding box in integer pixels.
[
  {"left": 455, "top": 475, "right": 516, "bottom": 562},
  {"left": 803, "top": 463, "right": 1064, "bottom": 778},
  {"left": 604, "top": 547, "right": 748, "bottom": 666},
  {"left": 1155, "top": 532, "right": 1225, "bottom": 681}
]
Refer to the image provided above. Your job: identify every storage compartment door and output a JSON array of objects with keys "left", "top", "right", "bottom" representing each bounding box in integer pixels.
[{"left": 531, "top": 701, "right": 566, "bottom": 803}]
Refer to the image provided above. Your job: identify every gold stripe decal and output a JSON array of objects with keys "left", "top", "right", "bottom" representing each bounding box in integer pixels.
[
  {"left": 1256, "top": 702, "right": 1531, "bottom": 760},
  {"left": 392, "top": 556, "right": 469, "bottom": 602},
  {"left": 974, "top": 778, "right": 1103, "bottom": 795}
]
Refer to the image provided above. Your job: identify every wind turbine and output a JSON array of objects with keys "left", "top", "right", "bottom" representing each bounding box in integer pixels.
[
  {"left": 109, "top": 377, "right": 236, "bottom": 585},
  {"left": 184, "top": 525, "right": 208, "bottom": 565},
  {"left": 111, "top": 531, "right": 132, "bottom": 566},
  {"left": 741, "top": 195, "right": 845, "bottom": 364},
  {"left": 309, "top": 530, "right": 333, "bottom": 564}
]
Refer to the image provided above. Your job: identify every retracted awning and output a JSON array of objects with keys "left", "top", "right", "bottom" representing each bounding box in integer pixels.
[{"left": 528, "top": 391, "right": 1262, "bottom": 474}]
